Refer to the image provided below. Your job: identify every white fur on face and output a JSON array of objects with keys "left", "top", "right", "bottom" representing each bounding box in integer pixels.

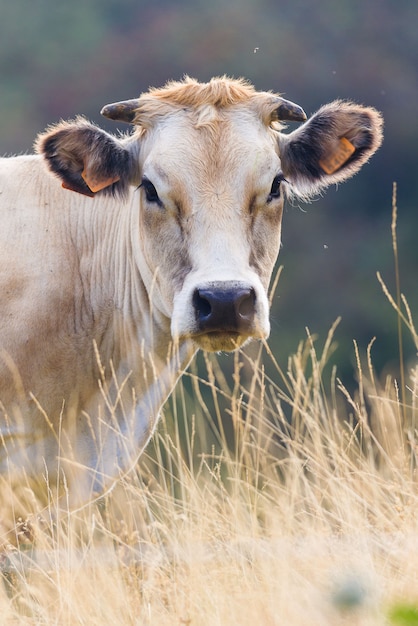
[{"left": 136, "top": 109, "right": 284, "bottom": 351}]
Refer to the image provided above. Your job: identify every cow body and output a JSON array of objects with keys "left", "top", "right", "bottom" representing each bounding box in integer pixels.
[
  {"left": 0, "top": 77, "right": 383, "bottom": 504},
  {"left": 0, "top": 155, "right": 194, "bottom": 499}
]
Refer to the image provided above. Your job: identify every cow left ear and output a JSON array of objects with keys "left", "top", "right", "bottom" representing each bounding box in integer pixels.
[
  {"left": 36, "top": 117, "right": 135, "bottom": 197},
  {"left": 277, "top": 101, "right": 383, "bottom": 198}
]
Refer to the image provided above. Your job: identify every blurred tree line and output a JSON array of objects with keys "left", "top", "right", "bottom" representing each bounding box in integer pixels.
[{"left": 1, "top": 0, "right": 417, "bottom": 383}]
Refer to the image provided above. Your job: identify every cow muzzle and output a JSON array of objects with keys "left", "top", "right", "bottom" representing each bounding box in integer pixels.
[
  {"left": 172, "top": 280, "right": 269, "bottom": 352},
  {"left": 193, "top": 283, "right": 255, "bottom": 332}
]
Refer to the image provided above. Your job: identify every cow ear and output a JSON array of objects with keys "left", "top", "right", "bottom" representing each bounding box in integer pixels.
[
  {"left": 278, "top": 101, "right": 383, "bottom": 199},
  {"left": 36, "top": 117, "right": 135, "bottom": 197}
]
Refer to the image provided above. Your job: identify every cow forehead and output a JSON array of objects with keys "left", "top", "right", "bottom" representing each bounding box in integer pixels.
[{"left": 139, "top": 108, "right": 281, "bottom": 188}]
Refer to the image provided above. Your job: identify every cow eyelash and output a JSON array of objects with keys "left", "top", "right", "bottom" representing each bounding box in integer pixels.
[
  {"left": 267, "top": 174, "right": 286, "bottom": 202},
  {"left": 140, "top": 177, "right": 162, "bottom": 206}
]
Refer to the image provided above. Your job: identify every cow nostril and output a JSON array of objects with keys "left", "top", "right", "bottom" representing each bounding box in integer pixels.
[
  {"left": 193, "top": 289, "right": 212, "bottom": 321},
  {"left": 237, "top": 288, "right": 256, "bottom": 320}
]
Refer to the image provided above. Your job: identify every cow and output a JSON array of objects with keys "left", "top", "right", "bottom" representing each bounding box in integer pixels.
[{"left": 0, "top": 76, "right": 383, "bottom": 506}]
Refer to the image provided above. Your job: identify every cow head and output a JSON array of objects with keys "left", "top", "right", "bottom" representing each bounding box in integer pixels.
[{"left": 37, "top": 77, "right": 383, "bottom": 353}]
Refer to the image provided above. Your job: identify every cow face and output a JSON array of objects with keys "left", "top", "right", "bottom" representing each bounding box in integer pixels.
[
  {"left": 133, "top": 109, "right": 292, "bottom": 352},
  {"left": 37, "top": 78, "right": 382, "bottom": 353}
]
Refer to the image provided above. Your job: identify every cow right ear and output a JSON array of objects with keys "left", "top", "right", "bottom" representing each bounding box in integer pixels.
[
  {"left": 36, "top": 117, "right": 135, "bottom": 197},
  {"left": 277, "top": 101, "right": 383, "bottom": 199}
]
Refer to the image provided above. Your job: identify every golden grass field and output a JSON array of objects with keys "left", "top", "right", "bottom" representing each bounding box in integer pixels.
[{"left": 1, "top": 197, "right": 418, "bottom": 625}]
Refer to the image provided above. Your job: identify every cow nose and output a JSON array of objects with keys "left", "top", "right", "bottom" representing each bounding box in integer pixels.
[{"left": 192, "top": 283, "right": 256, "bottom": 334}]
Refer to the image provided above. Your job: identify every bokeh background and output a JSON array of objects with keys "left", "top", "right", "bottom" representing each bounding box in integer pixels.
[{"left": 1, "top": 0, "right": 417, "bottom": 383}]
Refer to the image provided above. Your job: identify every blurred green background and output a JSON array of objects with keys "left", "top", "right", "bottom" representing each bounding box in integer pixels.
[{"left": 1, "top": 0, "right": 417, "bottom": 382}]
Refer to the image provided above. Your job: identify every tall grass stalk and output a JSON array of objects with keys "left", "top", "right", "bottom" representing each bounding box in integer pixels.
[{"left": 391, "top": 182, "right": 406, "bottom": 422}]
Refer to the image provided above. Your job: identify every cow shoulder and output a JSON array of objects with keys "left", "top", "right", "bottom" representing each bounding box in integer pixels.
[
  {"left": 278, "top": 100, "right": 383, "bottom": 198},
  {"left": 35, "top": 117, "right": 137, "bottom": 197}
]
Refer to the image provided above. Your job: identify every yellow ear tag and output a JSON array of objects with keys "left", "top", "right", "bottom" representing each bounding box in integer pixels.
[
  {"left": 319, "top": 137, "right": 356, "bottom": 175},
  {"left": 82, "top": 169, "right": 120, "bottom": 193}
]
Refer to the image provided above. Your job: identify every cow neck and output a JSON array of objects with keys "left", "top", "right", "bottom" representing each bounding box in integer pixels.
[{"left": 73, "top": 191, "right": 194, "bottom": 390}]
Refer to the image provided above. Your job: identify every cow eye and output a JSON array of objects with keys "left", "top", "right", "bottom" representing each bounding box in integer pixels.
[
  {"left": 141, "top": 177, "right": 161, "bottom": 205},
  {"left": 267, "top": 174, "right": 285, "bottom": 202}
]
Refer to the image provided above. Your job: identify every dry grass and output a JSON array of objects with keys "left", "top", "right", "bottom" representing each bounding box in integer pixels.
[
  {"left": 1, "top": 191, "right": 418, "bottom": 625},
  {"left": 0, "top": 324, "right": 417, "bottom": 626}
]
